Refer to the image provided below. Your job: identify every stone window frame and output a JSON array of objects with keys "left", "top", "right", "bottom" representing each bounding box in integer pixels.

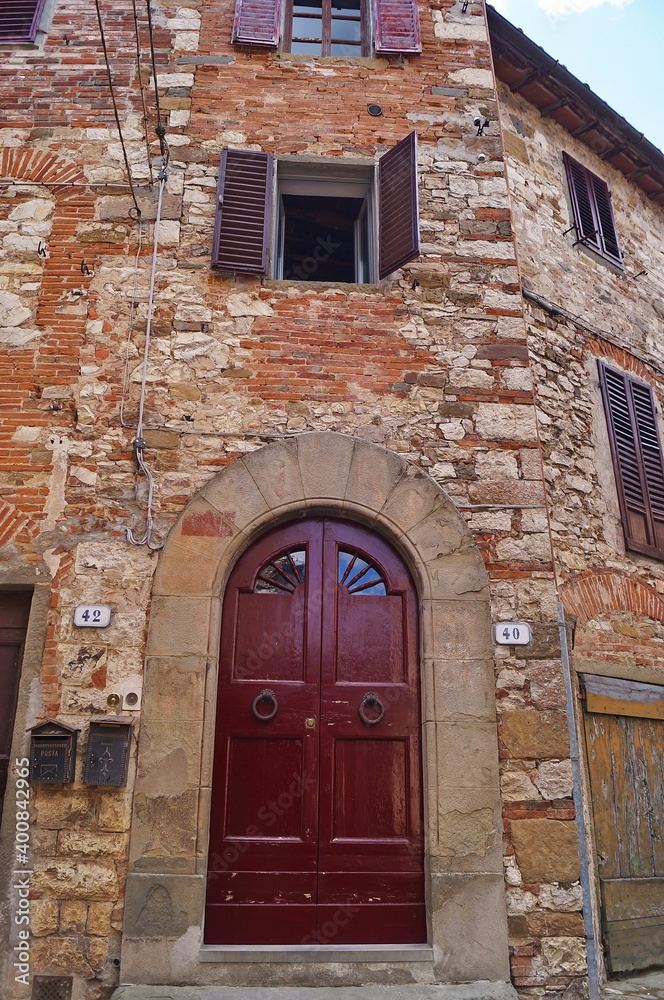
[{"left": 121, "top": 432, "right": 510, "bottom": 989}]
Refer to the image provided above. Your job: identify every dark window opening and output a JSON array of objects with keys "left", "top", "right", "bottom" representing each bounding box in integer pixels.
[
  {"left": 280, "top": 194, "right": 367, "bottom": 282},
  {"left": 285, "top": 0, "right": 366, "bottom": 56},
  {"left": 564, "top": 153, "right": 623, "bottom": 267}
]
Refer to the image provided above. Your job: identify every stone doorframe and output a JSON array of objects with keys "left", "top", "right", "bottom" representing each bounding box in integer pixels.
[{"left": 121, "top": 432, "right": 510, "bottom": 988}]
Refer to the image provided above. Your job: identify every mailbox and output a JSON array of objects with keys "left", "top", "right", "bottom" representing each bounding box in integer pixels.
[
  {"left": 28, "top": 720, "right": 78, "bottom": 784},
  {"left": 83, "top": 718, "right": 132, "bottom": 787}
]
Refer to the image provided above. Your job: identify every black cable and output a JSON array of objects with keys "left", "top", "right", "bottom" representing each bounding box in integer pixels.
[
  {"left": 130, "top": 0, "right": 155, "bottom": 187},
  {"left": 94, "top": 0, "right": 142, "bottom": 217},
  {"left": 145, "top": 0, "right": 169, "bottom": 164}
]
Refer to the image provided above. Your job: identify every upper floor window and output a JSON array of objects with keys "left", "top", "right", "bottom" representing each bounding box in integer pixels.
[
  {"left": 231, "top": 0, "right": 421, "bottom": 55},
  {"left": 0, "top": 0, "right": 46, "bottom": 42},
  {"left": 564, "top": 153, "right": 623, "bottom": 268},
  {"left": 211, "top": 132, "right": 420, "bottom": 282},
  {"left": 598, "top": 361, "right": 664, "bottom": 560}
]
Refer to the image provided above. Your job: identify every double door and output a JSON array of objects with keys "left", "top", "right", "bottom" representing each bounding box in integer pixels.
[{"left": 206, "top": 518, "right": 425, "bottom": 945}]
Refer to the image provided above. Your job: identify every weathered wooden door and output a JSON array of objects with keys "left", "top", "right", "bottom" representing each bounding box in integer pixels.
[
  {"left": 582, "top": 673, "right": 664, "bottom": 972},
  {"left": 206, "top": 518, "right": 425, "bottom": 945},
  {"left": 0, "top": 592, "right": 32, "bottom": 807}
]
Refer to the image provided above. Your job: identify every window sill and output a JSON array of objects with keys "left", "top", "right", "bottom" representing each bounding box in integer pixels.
[
  {"left": 572, "top": 239, "right": 625, "bottom": 276},
  {"left": 273, "top": 52, "right": 389, "bottom": 66},
  {"left": 265, "top": 279, "right": 385, "bottom": 293}
]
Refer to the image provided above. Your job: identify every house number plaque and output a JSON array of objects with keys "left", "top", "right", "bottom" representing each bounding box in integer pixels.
[
  {"left": 74, "top": 605, "right": 111, "bottom": 628},
  {"left": 83, "top": 719, "right": 132, "bottom": 786},
  {"left": 494, "top": 622, "right": 531, "bottom": 645}
]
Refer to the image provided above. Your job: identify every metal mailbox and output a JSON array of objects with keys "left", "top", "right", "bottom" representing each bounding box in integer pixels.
[
  {"left": 83, "top": 718, "right": 132, "bottom": 787},
  {"left": 28, "top": 720, "right": 79, "bottom": 784}
]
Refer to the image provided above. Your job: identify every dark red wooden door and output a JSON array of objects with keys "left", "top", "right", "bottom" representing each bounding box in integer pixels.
[
  {"left": 0, "top": 592, "right": 32, "bottom": 807},
  {"left": 206, "top": 518, "right": 425, "bottom": 945}
]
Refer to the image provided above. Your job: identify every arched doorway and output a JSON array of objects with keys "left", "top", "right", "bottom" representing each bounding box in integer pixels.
[{"left": 205, "top": 517, "right": 425, "bottom": 945}]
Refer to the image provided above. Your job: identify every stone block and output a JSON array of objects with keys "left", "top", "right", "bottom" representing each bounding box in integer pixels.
[
  {"left": 435, "top": 787, "right": 503, "bottom": 874},
  {"left": 152, "top": 502, "right": 239, "bottom": 597},
  {"left": 344, "top": 438, "right": 406, "bottom": 514},
  {"left": 541, "top": 936, "right": 587, "bottom": 975},
  {"left": 87, "top": 900, "right": 114, "bottom": 935},
  {"left": 436, "top": 721, "right": 500, "bottom": 789},
  {"left": 201, "top": 457, "right": 271, "bottom": 534},
  {"left": 136, "top": 716, "right": 203, "bottom": 790},
  {"left": 527, "top": 659, "right": 567, "bottom": 708},
  {"left": 146, "top": 596, "right": 214, "bottom": 655},
  {"left": 430, "top": 658, "right": 496, "bottom": 723},
  {"left": 501, "top": 709, "right": 570, "bottom": 759},
  {"left": 31, "top": 897, "right": 59, "bottom": 936},
  {"left": 526, "top": 911, "right": 585, "bottom": 936},
  {"left": 297, "top": 431, "right": 354, "bottom": 501},
  {"left": 130, "top": 788, "right": 199, "bottom": 862},
  {"left": 34, "top": 859, "right": 119, "bottom": 900},
  {"left": 519, "top": 623, "right": 561, "bottom": 658},
  {"left": 243, "top": 437, "right": 305, "bottom": 512},
  {"left": 143, "top": 428, "right": 180, "bottom": 449},
  {"left": 424, "top": 600, "right": 492, "bottom": 659},
  {"left": 143, "top": 655, "right": 206, "bottom": 721},
  {"left": 431, "top": 872, "right": 511, "bottom": 981},
  {"left": 123, "top": 872, "right": 204, "bottom": 939},
  {"left": 510, "top": 819, "right": 580, "bottom": 883},
  {"left": 535, "top": 759, "right": 573, "bottom": 799},
  {"left": 418, "top": 550, "right": 490, "bottom": 602},
  {"left": 30, "top": 937, "right": 96, "bottom": 979},
  {"left": 57, "top": 830, "right": 126, "bottom": 857},
  {"left": 34, "top": 789, "right": 97, "bottom": 829},
  {"left": 60, "top": 899, "right": 88, "bottom": 931},
  {"left": 380, "top": 468, "right": 443, "bottom": 534},
  {"left": 98, "top": 791, "right": 132, "bottom": 832}
]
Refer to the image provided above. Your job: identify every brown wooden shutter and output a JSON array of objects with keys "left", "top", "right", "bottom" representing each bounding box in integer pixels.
[
  {"left": 564, "top": 153, "right": 622, "bottom": 266},
  {"left": 599, "top": 362, "right": 664, "bottom": 559},
  {"left": 377, "top": 132, "right": 420, "bottom": 280},
  {"left": 212, "top": 148, "right": 274, "bottom": 275},
  {"left": 0, "top": 0, "right": 45, "bottom": 41},
  {"left": 373, "top": 0, "right": 421, "bottom": 54},
  {"left": 590, "top": 174, "right": 622, "bottom": 265},
  {"left": 232, "top": 0, "right": 282, "bottom": 47}
]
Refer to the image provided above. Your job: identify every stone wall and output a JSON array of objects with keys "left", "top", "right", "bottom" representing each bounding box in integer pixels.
[{"left": 0, "top": 2, "right": 601, "bottom": 997}]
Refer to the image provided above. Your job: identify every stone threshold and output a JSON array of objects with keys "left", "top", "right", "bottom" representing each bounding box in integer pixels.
[
  {"left": 199, "top": 943, "right": 434, "bottom": 963},
  {"left": 111, "top": 983, "right": 518, "bottom": 1000}
]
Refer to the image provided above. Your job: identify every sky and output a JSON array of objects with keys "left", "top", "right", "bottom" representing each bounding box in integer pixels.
[{"left": 488, "top": 0, "right": 664, "bottom": 153}]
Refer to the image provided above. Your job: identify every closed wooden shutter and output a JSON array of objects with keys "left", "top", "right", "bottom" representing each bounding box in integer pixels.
[
  {"left": 564, "top": 153, "right": 622, "bottom": 266},
  {"left": 212, "top": 148, "right": 274, "bottom": 275},
  {"left": 378, "top": 132, "right": 420, "bottom": 280},
  {"left": 599, "top": 361, "right": 664, "bottom": 559},
  {"left": 373, "top": 0, "right": 421, "bottom": 53},
  {"left": 232, "top": 0, "right": 282, "bottom": 47},
  {"left": 0, "top": 0, "right": 45, "bottom": 41}
]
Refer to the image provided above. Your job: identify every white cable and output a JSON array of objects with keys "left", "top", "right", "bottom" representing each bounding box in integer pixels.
[{"left": 127, "top": 170, "right": 166, "bottom": 550}]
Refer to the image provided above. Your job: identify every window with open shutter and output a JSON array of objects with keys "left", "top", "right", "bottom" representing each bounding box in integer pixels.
[
  {"left": 233, "top": 0, "right": 420, "bottom": 54},
  {"left": 0, "top": 0, "right": 46, "bottom": 41},
  {"left": 212, "top": 134, "right": 419, "bottom": 281},
  {"left": 212, "top": 148, "right": 274, "bottom": 275},
  {"left": 599, "top": 361, "right": 664, "bottom": 560},
  {"left": 564, "top": 153, "right": 623, "bottom": 267}
]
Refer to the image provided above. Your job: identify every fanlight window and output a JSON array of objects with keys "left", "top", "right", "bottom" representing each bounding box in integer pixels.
[
  {"left": 254, "top": 549, "right": 306, "bottom": 593},
  {"left": 338, "top": 549, "right": 386, "bottom": 595}
]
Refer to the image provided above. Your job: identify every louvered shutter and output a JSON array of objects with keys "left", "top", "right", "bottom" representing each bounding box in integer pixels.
[
  {"left": 599, "top": 362, "right": 664, "bottom": 559},
  {"left": 232, "top": 0, "right": 282, "bottom": 47},
  {"left": 378, "top": 131, "right": 420, "bottom": 280},
  {"left": 212, "top": 148, "right": 274, "bottom": 275},
  {"left": 590, "top": 174, "right": 622, "bottom": 265},
  {"left": 374, "top": 0, "right": 421, "bottom": 54},
  {"left": 0, "top": 0, "right": 45, "bottom": 41},
  {"left": 564, "top": 153, "right": 601, "bottom": 252}
]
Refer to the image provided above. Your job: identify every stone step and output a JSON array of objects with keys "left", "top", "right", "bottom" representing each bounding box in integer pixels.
[{"left": 110, "top": 983, "right": 518, "bottom": 1000}]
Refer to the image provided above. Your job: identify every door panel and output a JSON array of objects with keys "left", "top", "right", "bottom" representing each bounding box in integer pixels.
[
  {"left": 582, "top": 673, "right": 664, "bottom": 972},
  {"left": 206, "top": 518, "right": 425, "bottom": 945},
  {"left": 0, "top": 593, "right": 31, "bottom": 808}
]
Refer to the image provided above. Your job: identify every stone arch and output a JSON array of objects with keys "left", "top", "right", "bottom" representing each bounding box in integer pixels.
[{"left": 122, "top": 432, "right": 510, "bottom": 989}]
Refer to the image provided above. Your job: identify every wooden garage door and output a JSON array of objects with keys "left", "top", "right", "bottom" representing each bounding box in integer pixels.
[{"left": 582, "top": 673, "right": 664, "bottom": 972}]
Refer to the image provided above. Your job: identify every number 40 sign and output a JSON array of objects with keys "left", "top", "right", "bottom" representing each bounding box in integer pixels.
[
  {"left": 494, "top": 622, "right": 531, "bottom": 645},
  {"left": 73, "top": 605, "right": 112, "bottom": 628}
]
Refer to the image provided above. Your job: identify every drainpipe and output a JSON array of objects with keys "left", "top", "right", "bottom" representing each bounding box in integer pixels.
[{"left": 557, "top": 600, "right": 600, "bottom": 1000}]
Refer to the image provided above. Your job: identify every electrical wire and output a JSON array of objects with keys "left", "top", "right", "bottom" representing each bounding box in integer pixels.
[
  {"left": 130, "top": 0, "right": 155, "bottom": 188},
  {"left": 145, "top": 0, "right": 169, "bottom": 165},
  {"left": 126, "top": 170, "right": 167, "bottom": 550},
  {"left": 120, "top": 219, "right": 145, "bottom": 430},
  {"left": 94, "top": 0, "right": 142, "bottom": 218}
]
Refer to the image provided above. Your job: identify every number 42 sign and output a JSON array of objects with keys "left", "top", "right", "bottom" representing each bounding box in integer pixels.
[
  {"left": 74, "top": 605, "right": 112, "bottom": 628},
  {"left": 494, "top": 622, "right": 531, "bottom": 645}
]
